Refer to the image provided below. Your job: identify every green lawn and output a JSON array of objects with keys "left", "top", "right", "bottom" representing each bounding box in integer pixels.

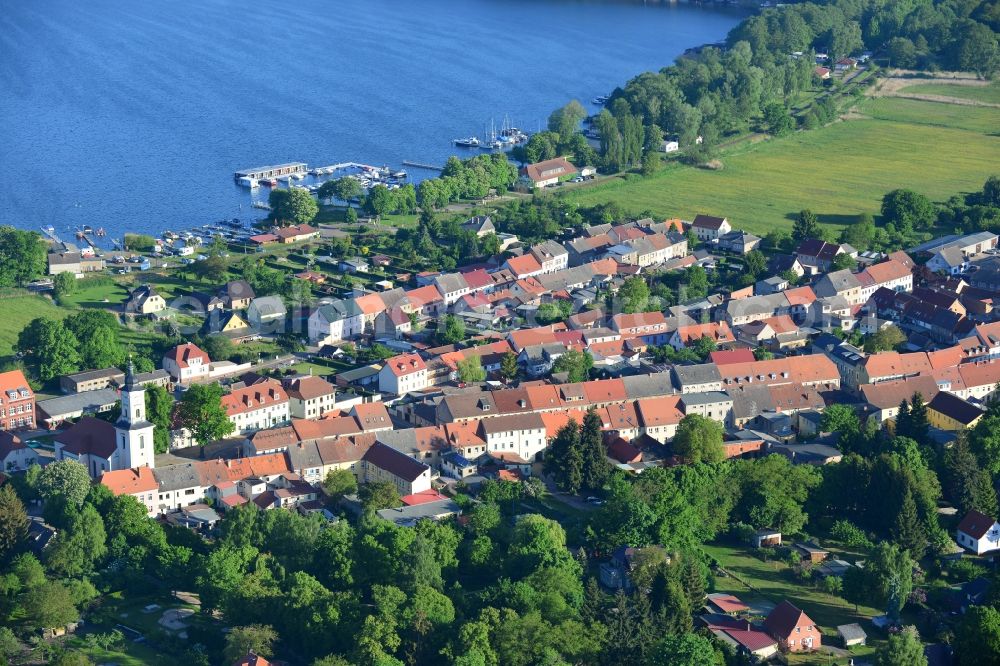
[
  {"left": 0, "top": 294, "right": 69, "bottom": 356},
  {"left": 58, "top": 279, "right": 130, "bottom": 309},
  {"left": 856, "top": 96, "right": 1000, "bottom": 134},
  {"left": 561, "top": 101, "right": 1000, "bottom": 237},
  {"left": 702, "top": 544, "right": 884, "bottom": 658},
  {"left": 900, "top": 81, "right": 1000, "bottom": 105}
]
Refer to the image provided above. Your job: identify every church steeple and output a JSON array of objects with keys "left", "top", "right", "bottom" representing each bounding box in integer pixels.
[{"left": 116, "top": 356, "right": 155, "bottom": 470}]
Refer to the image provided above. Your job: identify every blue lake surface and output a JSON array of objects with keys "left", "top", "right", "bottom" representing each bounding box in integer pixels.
[{"left": 0, "top": 0, "right": 745, "bottom": 238}]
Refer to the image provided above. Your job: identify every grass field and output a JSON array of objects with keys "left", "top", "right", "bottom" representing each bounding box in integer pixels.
[
  {"left": 856, "top": 96, "right": 1000, "bottom": 134},
  {"left": 561, "top": 95, "right": 1000, "bottom": 237},
  {"left": 0, "top": 294, "right": 69, "bottom": 356},
  {"left": 900, "top": 81, "right": 1000, "bottom": 105}
]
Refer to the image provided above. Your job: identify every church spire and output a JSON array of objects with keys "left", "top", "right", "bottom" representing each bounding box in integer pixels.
[{"left": 125, "top": 354, "right": 136, "bottom": 391}]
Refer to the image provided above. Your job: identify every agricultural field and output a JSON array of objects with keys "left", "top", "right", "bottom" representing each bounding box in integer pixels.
[
  {"left": 899, "top": 80, "right": 1000, "bottom": 105},
  {"left": 0, "top": 294, "right": 69, "bottom": 357},
  {"left": 561, "top": 93, "right": 1000, "bottom": 237}
]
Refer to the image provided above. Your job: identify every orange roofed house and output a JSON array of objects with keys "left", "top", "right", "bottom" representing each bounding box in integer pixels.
[
  {"left": 221, "top": 380, "right": 291, "bottom": 434},
  {"left": 100, "top": 467, "right": 159, "bottom": 516},
  {"left": 379, "top": 353, "right": 428, "bottom": 396},
  {"left": 519, "top": 156, "right": 578, "bottom": 189},
  {"left": 0, "top": 370, "right": 35, "bottom": 431},
  {"left": 764, "top": 601, "right": 821, "bottom": 653},
  {"left": 611, "top": 312, "right": 671, "bottom": 345}
]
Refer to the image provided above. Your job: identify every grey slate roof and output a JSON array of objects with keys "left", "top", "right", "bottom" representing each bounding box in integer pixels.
[
  {"left": 153, "top": 462, "right": 203, "bottom": 492},
  {"left": 672, "top": 363, "right": 722, "bottom": 388}
]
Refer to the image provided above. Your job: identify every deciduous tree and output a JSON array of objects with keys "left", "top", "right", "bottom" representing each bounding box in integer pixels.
[
  {"left": 673, "top": 414, "right": 724, "bottom": 464},
  {"left": 176, "top": 383, "right": 235, "bottom": 451}
]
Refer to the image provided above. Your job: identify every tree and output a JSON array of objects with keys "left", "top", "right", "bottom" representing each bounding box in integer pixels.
[
  {"left": 269, "top": 188, "right": 318, "bottom": 225},
  {"left": 744, "top": 249, "right": 766, "bottom": 278},
  {"left": 867, "top": 543, "right": 914, "bottom": 623},
  {"left": 0, "top": 484, "right": 28, "bottom": 558},
  {"left": 944, "top": 437, "right": 999, "bottom": 517},
  {"left": 547, "top": 100, "right": 587, "bottom": 142},
  {"left": 480, "top": 233, "right": 502, "bottom": 257},
  {"left": 897, "top": 393, "right": 929, "bottom": 445},
  {"left": 956, "top": 605, "right": 1000, "bottom": 665},
  {"left": 763, "top": 103, "right": 794, "bottom": 136},
  {"left": 641, "top": 150, "right": 660, "bottom": 176},
  {"left": 792, "top": 209, "right": 821, "bottom": 242},
  {"left": 224, "top": 624, "right": 278, "bottom": 664},
  {"left": 46, "top": 504, "right": 107, "bottom": 577},
  {"left": 673, "top": 415, "right": 724, "bottom": 464},
  {"left": 499, "top": 351, "right": 519, "bottom": 382},
  {"left": 200, "top": 334, "right": 235, "bottom": 362},
  {"left": 545, "top": 420, "right": 584, "bottom": 493},
  {"left": 456, "top": 356, "right": 486, "bottom": 384},
  {"left": 820, "top": 403, "right": 860, "bottom": 439},
  {"left": 552, "top": 350, "right": 593, "bottom": 383},
  {"left": 619, "top": 276, "right": 650, "bottom": 313},
  {"left": 645, "top": 633, "right": 721, "bottom": 666},
  {"left": 359, "top": 481, "right": 401, "bottom": 512},
  {"left": 0, "top": 627, "right": 20, "bottom": 663},
  {"left": 319, "top": 177, "right": 362, "bottom": 202},
  {"left": 53, "top": 271, "right": 77, "bottom": 300},
  {"left": 176, "top": 383, "right": 235, "bottom": 451},
  {"left": 366, "top": 184, "right": 395, "bottom": 218},
  {"left": 508, "top": 514, "right": 577, "bottom": 576},
  {"left": 841, "top": 213, "right": 876, "bottom": 251},
  {"left": 882, "top": 189, "right": 936, "bottom": 231},
  {"left": 892, "top": 489, "right": 928, "bottom": 559},
  {"left": 146, "top": 385, "right": 174, "bottom": 454},
  {"left": 875, "top": 626, "right": 927, "bottom": 666},
  {"left": 436, "top": 315, "right": 465, "bottom": 345},
  {"left": 0, "top": 226, "right": 46, "bottom": 287},
  {"left": 865, "top": 325, "right": 906, "bottom": 353},
  {"left": 580, "top": 409, "right": 612, "bottom": 490},
  {"left": 831, "top": 252, "right": 857, "bottom": 271},
  {"left": 36, "top": 460, "right": 91, "bottom": 508},
  {"left": 22, "top": 580, "right": 79, "bottom": 629},
  {"left": 17, "top": 317, "right": 81, "bottom": 381},
  {"left": 323, "top": 469, "right": 358, "bottom": 499}
]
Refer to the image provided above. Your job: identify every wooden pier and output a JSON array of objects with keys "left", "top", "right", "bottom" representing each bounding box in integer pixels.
[{"left": 402, "top": 161, "right": 443, "bottom": 171}]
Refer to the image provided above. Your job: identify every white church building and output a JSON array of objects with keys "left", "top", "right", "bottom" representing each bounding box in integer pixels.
[{"left": 54, "top": 360, "right": 156, "bottom": 478}]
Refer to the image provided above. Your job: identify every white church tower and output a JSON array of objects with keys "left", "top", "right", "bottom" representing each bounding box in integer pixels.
[{"left": 115, "top": 358, "right": 156, "bottom": 470}]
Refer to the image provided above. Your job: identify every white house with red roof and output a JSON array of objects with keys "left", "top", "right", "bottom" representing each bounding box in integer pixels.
[
  {"left": 503, "top": 254, "right": 545, "bottom": 280},
  {"left": 0, "top": 432, "right": 39, "bottom": 473},
  {"left": 163, "top": 343, "right": 211, "bottom": 384},
  {"left": 378, "top": 353, "right": 428, "bottom": 396},
  {"left": 100, "top": 467, "right": 159, "bottom": 516},
  {"left": 222, "top": 380, "right": 291, "bottom": 434},
  {"left": 611, "top": 312, "right": 670, "bottom": 345},
  {"left": 691, "top": 214, "right": 731, "bottom": 241},
  {"left": 957, "top": 509, "right": 1000, "bottom": 554}
]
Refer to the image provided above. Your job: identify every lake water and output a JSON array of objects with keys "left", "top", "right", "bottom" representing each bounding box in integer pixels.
[{"left": 0, "top": 0, "right": 745, "bottom": 240}]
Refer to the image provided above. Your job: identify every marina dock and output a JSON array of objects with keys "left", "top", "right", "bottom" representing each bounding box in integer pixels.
[
  {"left": 402, "top": 161, "right": 443, "bottom": 171},
  {"left": 234, "top": 162, "right": 308, "bottom": 181}
]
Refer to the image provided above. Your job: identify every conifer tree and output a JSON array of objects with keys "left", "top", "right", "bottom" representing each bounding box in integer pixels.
[
  {"left": 892, "top": 489, "right": 927, "bottom": 559},
  {"left": 0, "top": 485, "right": 28, "bottom": 559},
  {"left": 581, "top": 408, "right": 612, "bottom": 490}
]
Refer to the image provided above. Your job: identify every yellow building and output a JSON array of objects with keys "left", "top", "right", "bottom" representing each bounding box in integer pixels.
[{"left": 927, "top": 391, "right": 985, "bottom": 431}]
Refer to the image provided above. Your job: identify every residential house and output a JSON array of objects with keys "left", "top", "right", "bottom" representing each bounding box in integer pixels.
[
  {"left": 795, "top": 240, "right": 856, "bottom": 275},
  {"left": 814, "top": 269, "right": 864, "bottom": 306},
  {"left": 611, "top": 312, "right": 670, "bottom": 345},
  {"left": 247, "top": 296, "right": 287, "bottom": 332},
  {"left": 362, "top": 441, "right": 433, "bottom": 495},
  {"left": 163, "top": 343, "right": 211, "bottom": 384},
  {"left": 0, "top": 432, "right": 39, "bottom": 472},
  {"left": 716, "top": 230, "right": 761, "bottom": 254},
  {"left": 339, "top": 257, "right": 370, "bottom": 273},
  {"left": 308, "top": 299, "right": 364, "bottom": 345},
  {"left": 530, "top": 240, "right": 570, "bottom": 273},
  {"left": 479, "top": 412, "right": 548, "bottom": 462},
  {"left": 221, "top": 381, "right": 291, "bottom": 434},
  {"left": 379, "top": 353, "right": 429, "bottom": 396},
  {"left": 0, "top": 370, "right": 35, "bottom": 431},
  {"left": 691, "top": 215, "right": 732, "bottom": 241},
  {"left": 957, "top": 510, "right": 1000, "bottom": 555},
  {"left": 123, "top": 285, "right": 166, "bottom": 315},
  {"left": 461, "top": 215, "right": 496, "bottom": 237},
  {"left": 218, "top": 280, "right": 255, "bottom": 309},
  {"left": 519, "top": 157, "right": 577, "bottom": 188},
  {"left": 273, "top": 224, "right": 319, "bottom": 243},
  {"left": 764, "top": 601, "right": 821, "bottom": 653},
  {"left": 928, "top": 391, "right": 984, "bottom": 431},
  {"left": 669, "top": 322, "right": 734, "bottom": 350},
  {"left": 100, "top": 467, "right": 159, "bottom": 516},
  {"left": 434, "top": 273, "right": 471, "bottom": 305},
  {"left": 283, "top": 375, "right": 337, "bottom": 419}
]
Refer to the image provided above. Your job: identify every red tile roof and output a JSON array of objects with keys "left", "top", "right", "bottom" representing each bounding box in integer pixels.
[
  {"left": 100, "top": 467, "right": 158, "bottom": 496},
  {"left": 958, "top": 509, "right": 997, "bottom": 539},
  {"left": 221, "top": 380, "right": 289, "bottom": 416},
  {"left": 764, "top": 600, "right": 815, "bottom": 639},
  {"left": 384, "top": 353, "right": 426, "bottom": 377},
  {"left": 164, "top": 342, "right": 210, "bottom": 368},
  {"left": 709, "top": 349, "right": 756, "bottom": 365}
]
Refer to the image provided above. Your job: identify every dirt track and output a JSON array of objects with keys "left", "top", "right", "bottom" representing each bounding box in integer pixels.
[{"left": 867, "top": 70, "right": 999, "bottom": 108}]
